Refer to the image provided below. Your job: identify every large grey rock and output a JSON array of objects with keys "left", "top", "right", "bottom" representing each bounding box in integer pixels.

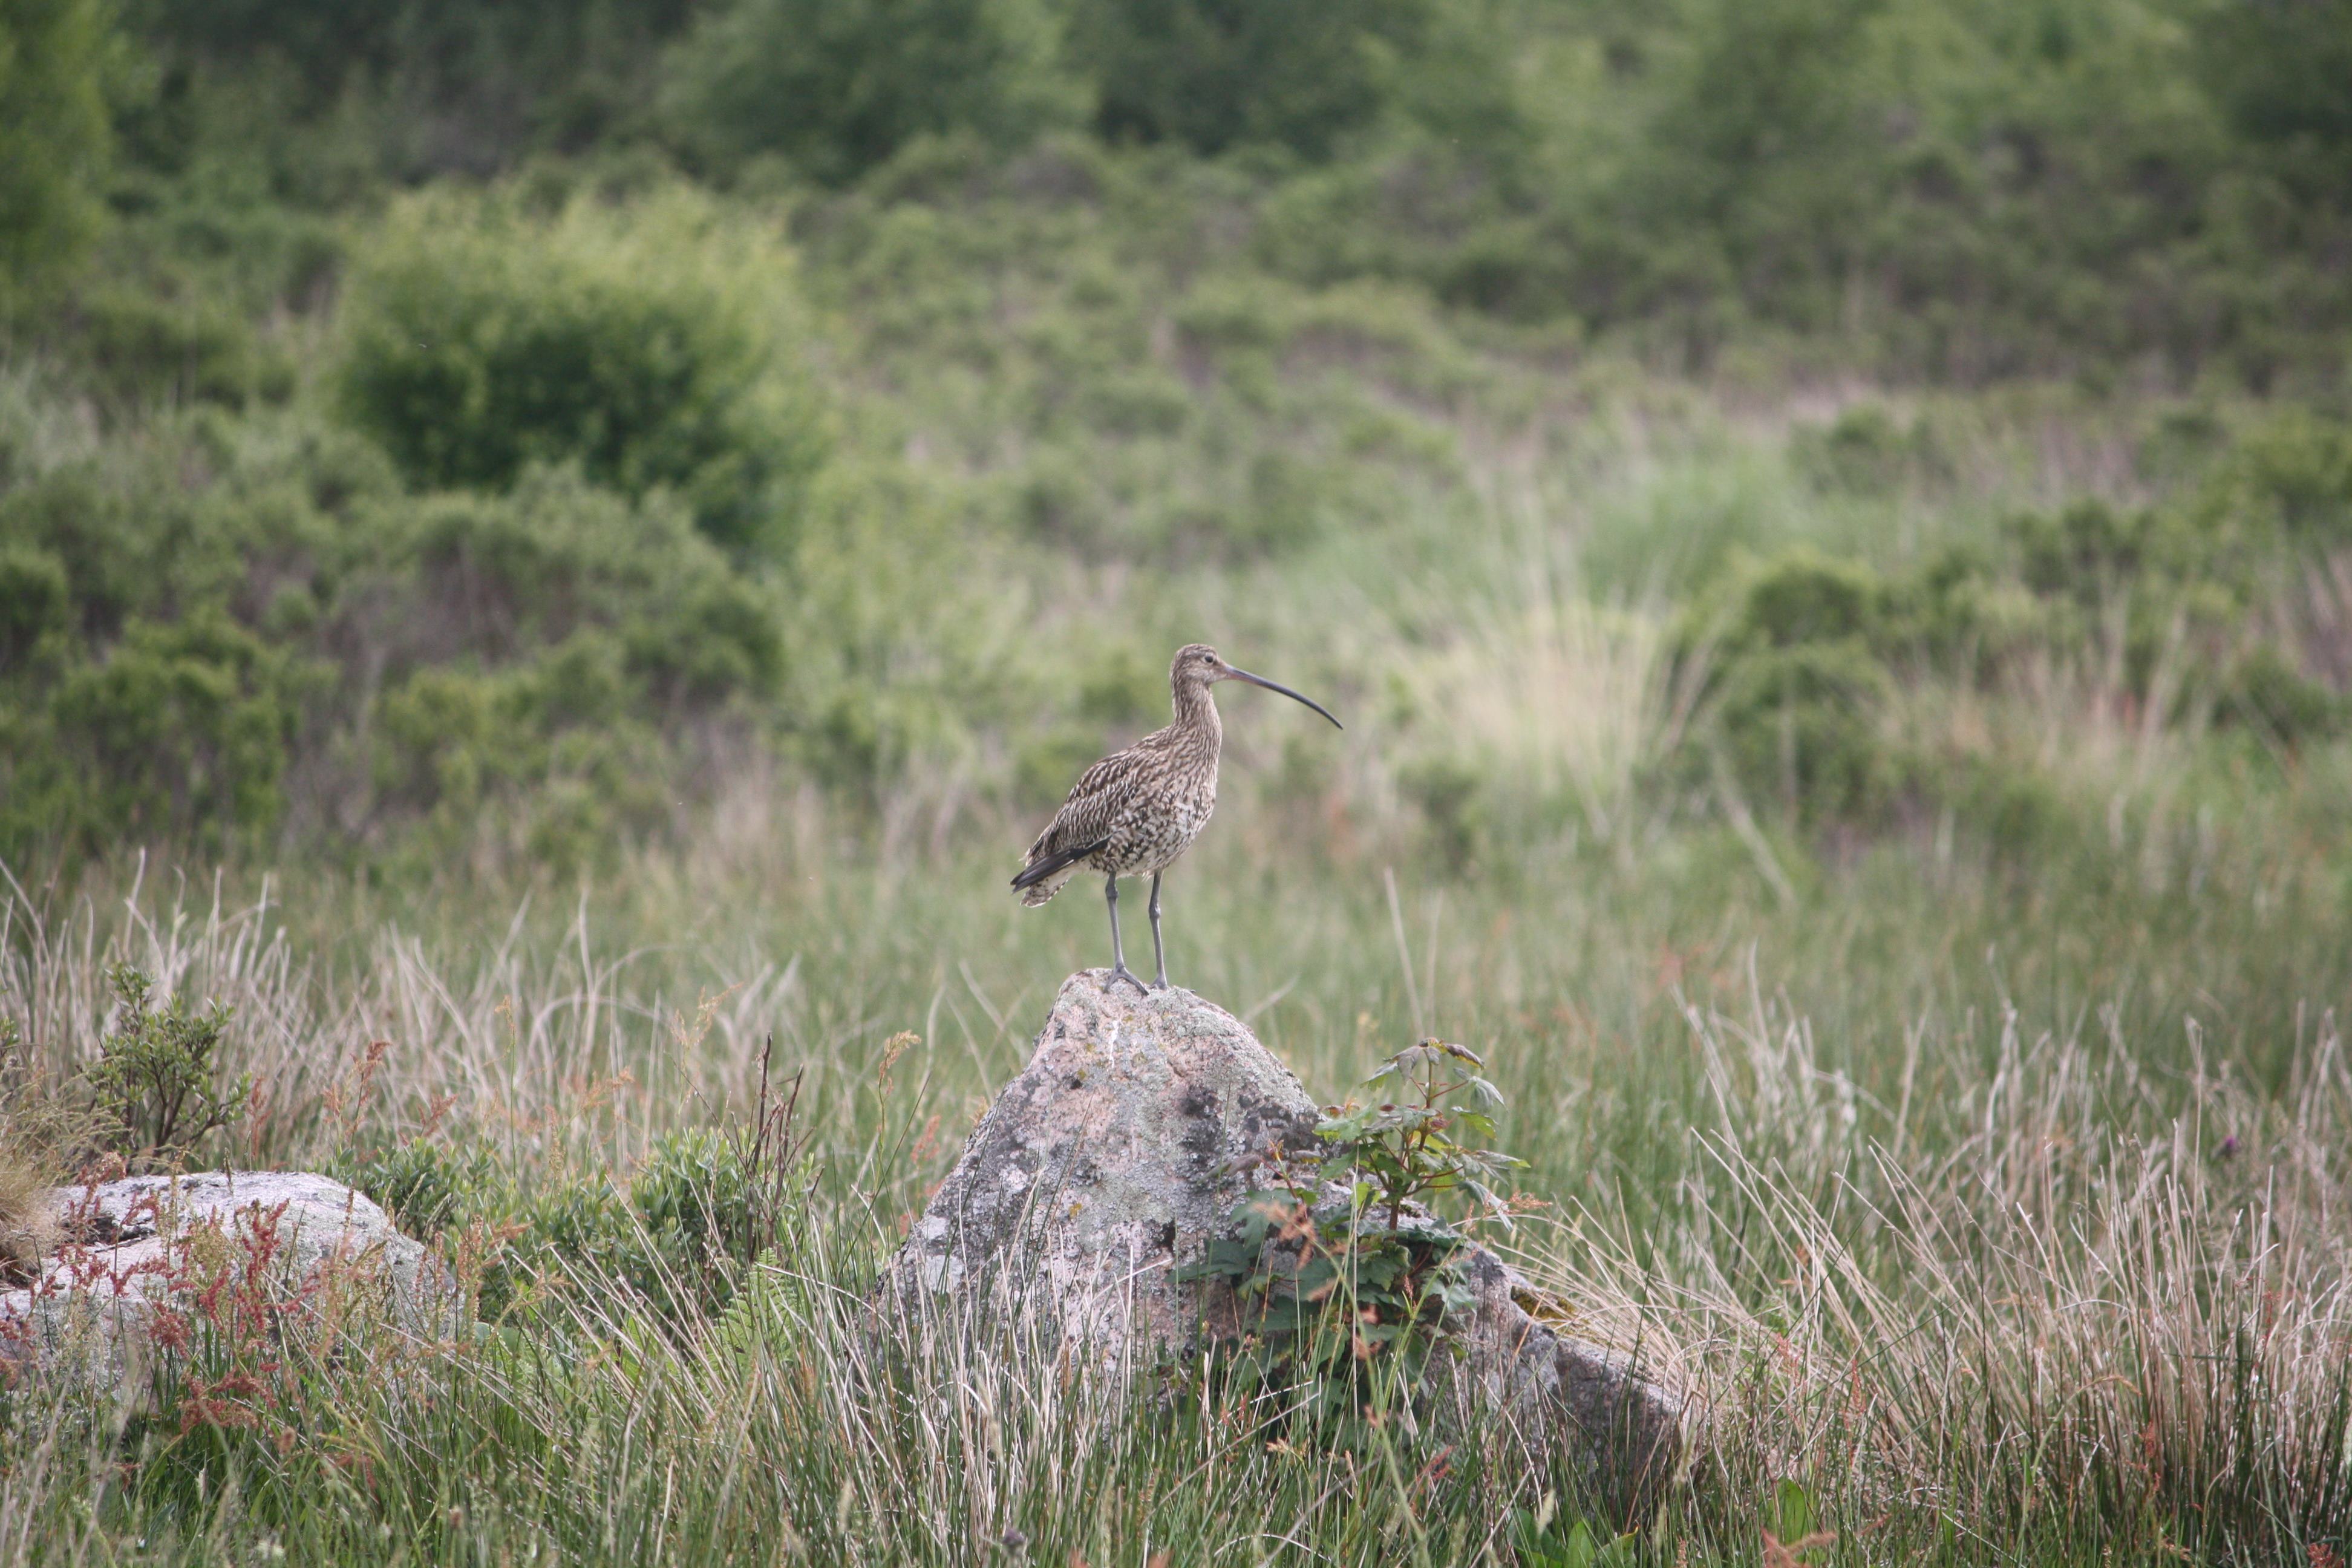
[
  {"left": 891, "top": 971, "right": 1685, "bottom": 1514},
  {"left": 0, "top": 1171, "right": 449, "bottom": 1396}
]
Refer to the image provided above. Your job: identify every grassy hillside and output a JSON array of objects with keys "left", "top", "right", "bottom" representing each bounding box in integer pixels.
[{"left": 4, "top": 0, "right": 2351, "bottom": 1562}]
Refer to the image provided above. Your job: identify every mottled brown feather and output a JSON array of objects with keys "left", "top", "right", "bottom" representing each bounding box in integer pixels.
[{"left": 1014, "top": 645, "right": 1226, "bottom": 906}]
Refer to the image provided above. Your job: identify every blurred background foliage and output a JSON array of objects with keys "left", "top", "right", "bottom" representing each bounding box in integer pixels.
[
  {"left": 0, "top": 0, "right": 2348, "bottom": 880},
  {"left": 7, "top": 11, "right": 2352, "bottom": 1559}
]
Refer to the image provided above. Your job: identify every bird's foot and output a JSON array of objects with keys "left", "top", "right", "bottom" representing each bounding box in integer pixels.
[{"left": 1105, "top": 964, "right": 1151, "bottom": 996}]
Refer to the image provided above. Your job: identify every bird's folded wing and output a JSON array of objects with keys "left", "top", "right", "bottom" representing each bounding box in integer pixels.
[{"left": 1015, "top": 750, "right": 1139, "bottom": 877}]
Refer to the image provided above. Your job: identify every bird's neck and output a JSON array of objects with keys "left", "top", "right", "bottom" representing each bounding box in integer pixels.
[{"left": 1172, "top": 680, "right": 1221, "bottom": 751}]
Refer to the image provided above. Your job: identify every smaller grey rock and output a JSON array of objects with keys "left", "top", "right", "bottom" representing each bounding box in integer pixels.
[{"left": 0, "top": 1171, "right": 449, "bottom": 1397}]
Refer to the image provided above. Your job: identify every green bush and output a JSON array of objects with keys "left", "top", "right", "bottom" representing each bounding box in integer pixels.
[
  {"left": 0, "top": 402, "right": 793, "bottom": 865},
  {"left": 1874, "top": 546, "right": 2050, "bottom": 678},
  {"left": 1711, "top": 640, "right": 1893, "bottom": 827},
  {"left": 70, "top": 283, "right": 295, "bottom": 409},
  {"left": 1688, "top": 550, "right": 1897, "bottom": 828},
  {"left": 0, "top": 0, "right": 120, "bottom": 301},
  {"left": 1224, "top": 0, "right": 2352, "bottom": 377},
  {"left": 333, "top": 188, "right": 827, "bottom": 555},
  {"left": 358, "top": 470, "right": 786, "bottom": 849},
  {"left": 1791, "top": 405, "right": 1946, "bottom": 497},
  {"left": 2195, "top": 408, "right": 2352, "bottom": 550},
  {"left": 528, "top": 1132, "right": 784, "bottom": 1322},
  {"left": 1725, "top": 549, "right": 1882, "bottom": 650},
  {"left": 0, "top": 543, "right": 69, "bottom": 666},
  {"left": 382, "top": 468, "right": 786, "bottom": 699},
  {"left": 41, "top": 612, "right": 307, "bottom": 849},
  {"left": 330, "top": 1140, "right": 503, "bottom": 1241},
  {"left": 1176, "top": 1039, "right": 1518, "bottom": 1428},
  {"left": 623, "top": 1128, "right": 775, "bottom": 1310},
  {"left": 1584, "top": 0, "right": 2278, "bottom": 375},
  {"left": 130, "top": 0, "right": 697, "bottom": 186},
  {"left": 338, "top": 1126, "right": 800, "bottom": 1325},
  {"left": 2009, "top": 499, "right": 2152, "bottom": 605},
  {"left": 2222, "top": 645, "right": 2341, "bottom": 750},
  {"left": 2198, "top": 0, "right": 2352, "bottom": 199},
  {"left": 1917, "top": 750, "right": 2075, "bottom": 867},
  {"left": 661, "top": 0, "right": 1076, "bottom": 186},
  {"left": 1069, "top": 0, "right": 1503, "bottom": 163}
]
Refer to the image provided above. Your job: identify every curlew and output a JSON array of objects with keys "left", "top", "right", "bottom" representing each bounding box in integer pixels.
[{"left": 1013, "top": 644, "right": 1341, "bottom": 993}]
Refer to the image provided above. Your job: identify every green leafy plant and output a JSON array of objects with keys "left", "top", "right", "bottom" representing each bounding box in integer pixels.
[
  {"left": 328, "top": 1139, "right": 503, "bottom": 1241},
  {"left": 1316, "top": 1038, "right": 1522, "bottom": 1233},
  {"left": 83, "top": 964, "right": 250, "bottom": 1171},
  {"left": 1763, "top": 1478, "right": 1836, "bottom": 1562},
  {"left": 1176, "top": 1037, "right": 1522, "bottom": 1421},
  {"left": 1511, "top": 1493, "right": 1641, "bottom": 1568}
]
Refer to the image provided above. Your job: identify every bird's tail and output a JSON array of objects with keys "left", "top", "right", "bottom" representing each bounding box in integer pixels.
[
  {"left": 1017, "top": 867, "right": 1075, "bottom": 908},
  {"left": 1011, "top": 837, "right": 1106, "bottom": 907}
]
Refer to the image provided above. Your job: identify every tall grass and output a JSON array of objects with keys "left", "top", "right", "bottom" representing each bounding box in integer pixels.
[
  {"left": 5, "top": 367, "right": 2350, "bottom": 1561},
  {"left": 4, "top": 750, "right": 2348, "bottom": 1564}
]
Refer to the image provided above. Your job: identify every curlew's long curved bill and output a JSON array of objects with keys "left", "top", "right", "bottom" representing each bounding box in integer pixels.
[{"left": 1221, "top": 665, "right": 1343, "bottom": 729}]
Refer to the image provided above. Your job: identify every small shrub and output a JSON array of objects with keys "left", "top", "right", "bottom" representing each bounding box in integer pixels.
[
  {"left": 44, "top": 612, "right": 304, "bottom": 848},
  {"left": 2197, "top": 409, "right": 2352, "bottom": 550},
  {"left": 70, "top": 286, "right": 294, "bottom": 409},
  {"left": 0, "top": 544, "right": 69, "bottom": 666},
  {"left": 1399, "top": 756, "right": 1485, "bottom": 871},
  {"left": 84, "top": 965, "right": 250, "bottom": 1172},
  {"left": 1728, "top": 549, "right": 1881, "bottom": 650},
  {"left": 358, "top": 471, "right": 787, "bottom": 847},
  {"left": 0, "top": 0, "right": 118, "bottom": 301},
  {"left": 1686, "top": 550, "right": 1898, "bottom": 828},
  {"left": 330, "top": 1140, "right": 503, "bottom": 1240},
  {"left": 2010, "top": 500, "right": 2151, "bottom": 604},
  {"left": 1791, "top": 405, "right": 1944, "bottom": 497},
  {"left": 2134, "top": 405, "right": 2229, "bottom": 486},
  {"left": 1319, "top": 1040, "right": 1523, "bottom": 1233},
  {"left": 1432, "top": 218, "right": 1580, "bottom": 321},
  {"left": 2222, "top": 645, "right": 2342, "bottom": 748},
  {"left": 659, "top": 0, "right": 1078, "bottom": 186},
  {"left": 1710, "top": 641, "right": 1893, "bottom": 826},
  {"left": 1927, "top": 753, "right": 2071, "bottom": 866},
  {"left": 1070, "top": 0, "right": 1504, "bottom": 163},
  {"left": 1178, "top": 1039, "right": 1520, "bottom": 1425},
  {"left": 1876, "top": 546, "right": 2051, "bottom": 678},
  {"left": 489, "top": 1116, "right": 809, "bottom": 1328}
]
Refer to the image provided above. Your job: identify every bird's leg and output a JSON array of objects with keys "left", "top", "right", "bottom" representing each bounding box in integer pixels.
[
  {"left": 1148, "top": 872, "right": 1168, "bottom": 990},
  {"left": 1103, "top": 874, "right": 1147, "bottom": 995}
]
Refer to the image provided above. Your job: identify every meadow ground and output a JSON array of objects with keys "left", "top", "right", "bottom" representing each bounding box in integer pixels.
[{"left": 6, "top": 377, "right": 2352, "bottom": 1564}]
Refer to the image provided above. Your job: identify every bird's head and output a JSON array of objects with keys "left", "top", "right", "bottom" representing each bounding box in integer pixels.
[
  {"left": 1172, "top": 643, "right": 1224, "bottom": 687},
  {"left": 1170, "top": 643, "right": 1342, "bottom": 728}
]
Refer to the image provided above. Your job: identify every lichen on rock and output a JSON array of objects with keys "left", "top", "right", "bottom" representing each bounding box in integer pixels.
[{"left": 0, "top": 1171, "right": 452, "bottom": 1397}]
